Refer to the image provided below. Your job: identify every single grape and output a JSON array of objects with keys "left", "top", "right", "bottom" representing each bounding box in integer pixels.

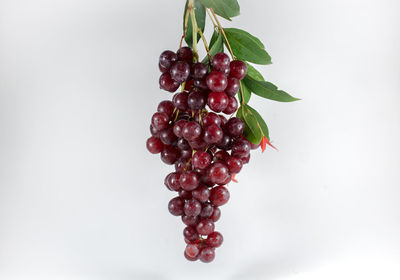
[
  {"left": 202, "top": 112, "right": 222, "bottom": 127},
  {"left": 191, "top": 63, "right": 208, "bottom": 79},
  {"left": 168, "top": 197, "right": 184, "bottom": 216},
  {"left": 223, "top": 96, "right": 238, "bottom": 114},
  {"left": 182, "top": 121, "right": 202, "bottom": 141},
  {"left": 206, "top": 232, "right": 223, "bottom": 248},
  {"left": 146, "top": 136, "right": 164, "bottom": 154},
  {"left": 212, "top": 52, "right": 230, "bottom": 71},
  {"left": 200, "top": 202, "right": 214, "bottom": 218},
  {"left": 225, "top": 117, "right": 245, "bottom": 137},
  {"left": 151, "top": 112, "right": 169, "bottom": 131},
  {"left": 182, "top": 215, "right": 200, "bottom": 226},
  {"left": 229, "top": 60, "right": 247, "bottom": 80},
  {"left": 192, "top": 151, "right": 212, "bottom": 170},
  {"left": 196, "top": 219, "right": 215, "bottom": 235},
  {"left": 167, "top": 172, "right": 181, "bottom": 191},
  {"left": 206, "top": 71, "right": 228, "bottom": 92},
  {"left": 185, "top": 244, "right": 200, "bottom": 259},
  {"left": 199, "top": 247, "right": 215, "bottom": 263},
  {"left": 203, "top": 124, "right": 223, "bottom": 144},
  {"left": 231, "top": 138, "right": 251, "bottom": 158},
  {"left": 184, "top": 198, "right": 202, "bottom": 217},
  {"left": 177, "top": 46, "right": 193, "bottom": 62},
  {"left": 159, "top": 126, "right": 178, "bottom": 145},
  {"left": 192, "top": 185, "right": 210, "bottom": 202},
  {"left": 170, "top": 61, "right": 190, "bottom": 83},
  {"left": 159, "top": 72, "right": 180, "bottom": 92},
  {"left": 207, "top": 91, "right": 228, "bottom": 113},
  {"left": 225, "top": 77, "right": 240, "bottom": 96},
  {"left": 210, "top": 185, "right": 230, "bottom": 206},
  {"left": 161, "top": 145, "right": 179, "bottom": 165},
  {"left": 226, "top": 156, "right": 243, "bottom": 174},
  {"left": 184, "top": 250, "right": 199, "bottom": 261},
  {"left": 188, "top": 90, "right": 206, "bottom": 110},
  {"left": 207, "top": 162, "right": 230, "bottom": 185},
  {"left": 179, "top": 171, "right": 200, "bottom": 191},
  {"left": 172, "top": 91, "right": 189, "bottom": 111},
  {"left": 157, "top": 100, "right": 175, "bottom": 118},
  {"left": 159, "top": 50, "right": 178, "bottom": 69},
  {"left": 184, "top": 226, "right": 199, "bottom": 242}
]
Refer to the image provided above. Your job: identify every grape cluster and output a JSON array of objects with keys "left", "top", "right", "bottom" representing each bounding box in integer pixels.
[{"left": 147, "top": 46, "right": 258, "bottom": 262}]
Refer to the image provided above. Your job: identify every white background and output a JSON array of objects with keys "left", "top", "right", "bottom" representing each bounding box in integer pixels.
[{"left": 1, "top": 0, "right": 399, "bottom": 279}]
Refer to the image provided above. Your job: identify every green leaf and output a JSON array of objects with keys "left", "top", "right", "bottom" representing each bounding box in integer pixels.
[
  {"left": 184, "top": 0, "right": 206, "bottom": 48},
  {"left": 247, "top": 105, "right": 270, "bottom": 140},
  {"left": 202, "top": 32, "right": 223, "bottom": 64},
  {"left": 209, "top": 30, "right": 219, "bottom": 49},
  {"left": 243, "top": 76, "right": 300, "bottom": 102},
  {"left": 224, "top": 28, "right": 272, "bottom": 65},
  {"left": 238, "top": 81, "right": 251, "bottom": 104},
  {"left": 245, "top": 62, "right": 264, "bottom": 81},
  {"left": 237, "top": 105, "right": 263, "bottom": 144},
  {"left": 198, "top": 0, "right": 240, "bottom": 21},
  {"left": 241, "top": 63, "right": 263, "bottom": 103}
]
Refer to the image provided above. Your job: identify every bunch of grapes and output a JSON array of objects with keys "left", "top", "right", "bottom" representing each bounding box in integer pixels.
[{"left": 147, "top": 46, "right": 259, "bottom": 262}]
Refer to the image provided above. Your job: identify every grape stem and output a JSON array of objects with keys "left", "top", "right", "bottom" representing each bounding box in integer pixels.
[
  {"left": 206, "top": 8, "right": 218, "bottom": 29},
  {"left": 189, "top": 0, "right": 199, "bottom": 62},
  {"left": 173, "top": 109, "right": 180, "bottom": 122},
  {"left": 183, "top": 157, "right": 193, "bottom": 172},
  {"left": 209, "top": 8, "right": 234, "bottom": 59},
  {"left": 198, "top": 29, "right": 211, "bottom": 62},
  {"left": 180, "top": 3, "right": 191, "bottom": 49}
]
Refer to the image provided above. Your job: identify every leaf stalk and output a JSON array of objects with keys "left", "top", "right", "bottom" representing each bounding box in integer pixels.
[{"left": 197, "top": 29, "right": 211, "bottom": 62}]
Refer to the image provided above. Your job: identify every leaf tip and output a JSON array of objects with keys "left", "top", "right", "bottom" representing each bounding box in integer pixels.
[{"left": 287, "top": 97, "right": 301, "bottom": 102}]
